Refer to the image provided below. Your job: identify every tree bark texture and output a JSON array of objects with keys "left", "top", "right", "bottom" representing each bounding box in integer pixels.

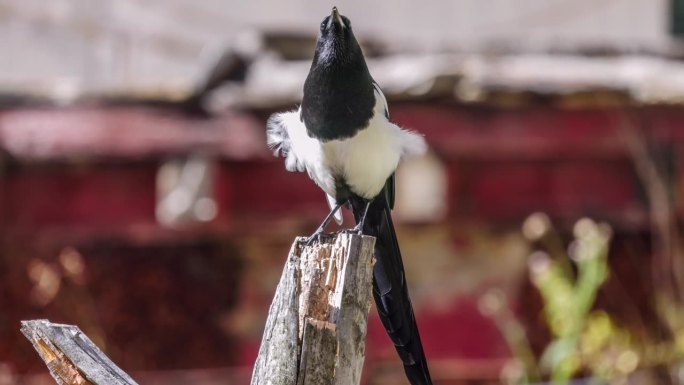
[{"left": 250, "top": 233, "right": 375, "bottom": 385}]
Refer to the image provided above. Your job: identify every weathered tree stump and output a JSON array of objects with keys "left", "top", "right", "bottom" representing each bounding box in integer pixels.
[
  {"left": 20, "top": 319, "right": 137, "bottom": 385},
  {"left": 250, "top": 233, "right": 376, "bottom": 385}
]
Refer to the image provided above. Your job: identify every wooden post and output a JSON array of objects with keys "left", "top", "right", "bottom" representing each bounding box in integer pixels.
[
  {"left": 20, "top": 319, "right": 138, "bottom": 385},
  {"left": 250, "top": 233, "right": 376, "bottom": 385}
]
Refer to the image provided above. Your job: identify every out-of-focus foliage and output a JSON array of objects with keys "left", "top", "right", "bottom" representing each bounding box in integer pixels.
[
  {"left": 530, "top": 217, "right": 618, "bottom": 382},
  {"left": 484, "top": 214, "right": 660, "bottom": 384}
]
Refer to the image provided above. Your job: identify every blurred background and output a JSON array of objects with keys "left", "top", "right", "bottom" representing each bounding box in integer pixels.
[{"left": 2, "top": 0, "right": 684, "bottom": 384}]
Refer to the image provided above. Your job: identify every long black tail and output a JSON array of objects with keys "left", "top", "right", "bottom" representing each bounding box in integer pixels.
[{"left": 351, "top": 195, "right": 433, "bottom": 385}]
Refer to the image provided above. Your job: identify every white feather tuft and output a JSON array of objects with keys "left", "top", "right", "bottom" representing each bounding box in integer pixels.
[
  {"left": 395, "top": 125, "right": 428, "bottom": 157},
  {"left": 267, "top": 110, "right": 307, "bottom": 172},
  {"left": 266, "top": 109, "right": 337, "bottom": 197}
]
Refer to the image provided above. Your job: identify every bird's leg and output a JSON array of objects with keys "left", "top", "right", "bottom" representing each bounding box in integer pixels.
[
  {"left": 351, "top": 200, "right": 372, "bottom": 235},
  {"left": 304, "top": 202, "right": 344, "bottom": 245}
]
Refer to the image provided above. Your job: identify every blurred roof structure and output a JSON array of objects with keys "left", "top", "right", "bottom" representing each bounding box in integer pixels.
[
  {"left": 7, "top": 51, "right": 684, "bottom": 109},
  {"left": 209, "top": 52, "right": 684, "bottom": 109},
  {"left": 1, "top": 0, "right": 682, "bottom": 104}
]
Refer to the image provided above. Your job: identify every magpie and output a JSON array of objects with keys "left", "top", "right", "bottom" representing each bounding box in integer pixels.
[{"left": 267, "top": 7, "right": 432, "bottom": 385}]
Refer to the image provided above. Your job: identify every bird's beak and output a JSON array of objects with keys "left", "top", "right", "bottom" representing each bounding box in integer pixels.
[{"left": 328, "top": 6, "right": 346, "bottom": 29}]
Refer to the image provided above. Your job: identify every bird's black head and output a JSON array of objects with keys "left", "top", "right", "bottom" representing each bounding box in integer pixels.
[
  {"left": 313, "top": 7, "right": 361, "bottom": 67},
  {"left": 302, "top": 7, "right": 374, "bottom": 141}
]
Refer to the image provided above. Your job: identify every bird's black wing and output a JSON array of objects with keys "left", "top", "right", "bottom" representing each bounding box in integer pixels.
[
  {"left": 383, "top": 172, "right": 395, "bottom": 210},
  {"left": 351, "top": 188, "right": 432, "bottom": 385},
  {"left": 372, "top": 81, "right": 395, "bottom": 210},
  {"left": 355, "top": 82, "right": 431, "bottom": 385},
  {"left": 372, "top": 80, "right": 389, "bottom": 119}
]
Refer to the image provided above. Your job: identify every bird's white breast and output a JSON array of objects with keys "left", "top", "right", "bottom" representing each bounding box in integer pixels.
[
  {"left": 267, "top": 89, "right": 427, "bottom": 201},
  {"left": 322, "top": 113, "right": 399, "bottom": 199},
  {"left": 322, "top": 90, "right": 426, "bottom": 199}
]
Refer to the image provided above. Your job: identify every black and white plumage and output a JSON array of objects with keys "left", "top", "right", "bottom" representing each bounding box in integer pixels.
[{"left": 267, "top": 7, "right": 432, "bottom": 385}]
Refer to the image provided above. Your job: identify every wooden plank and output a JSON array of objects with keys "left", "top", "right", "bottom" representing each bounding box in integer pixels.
[{"left": 20, "top": 319, "right": 138, "bottom": 385}]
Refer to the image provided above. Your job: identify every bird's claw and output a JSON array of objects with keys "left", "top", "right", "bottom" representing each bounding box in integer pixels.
[
  {"left": 303, "top": 225, "right": 363, "bottom": 247},
  {"left": 339, "top": 225, "right": 364, "bottom": 236},
  {"left": 303, "top": 230, "right": 333, "bottom": 246}
]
